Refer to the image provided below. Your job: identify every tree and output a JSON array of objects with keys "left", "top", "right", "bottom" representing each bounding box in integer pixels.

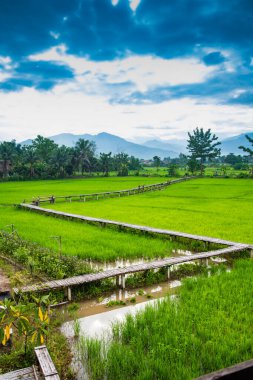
[
  {"left": 114, "top": 153, "right": 129, "bottom": 176},
  {"left": 153, "top": 156, "right": 161, "bottom": 172},
  {"left": 187, "top": 156, "right": 201, "bottom": 174},
  {"left": 128, "top": 156, "right": 142, "bottom": 171},
  {"left": 0, "top": 140, "right": 19, "bottom": 177},
  {"left": 32, "top": 135, "right": 57, "bottom": 163},
  {"left": 239, "top": 135, "right": 253, "bottom": 176},
  {"left": 99, "top": 152, "right": 112, "bottom": 176},
  {"left": 21, "top": 145, "right": 38, "bottom": 178},
  {"left": 50, "top": 145, "right": 71, "bottom": 177},
  {"left": 75, "top": 139, "right": 96, "bottom": 175},
  {"left": 187, "top": 128, "right": 221, "bottom": 176},
  {"left": 168, "top": 163, "right": 178, "bottom": 177}
]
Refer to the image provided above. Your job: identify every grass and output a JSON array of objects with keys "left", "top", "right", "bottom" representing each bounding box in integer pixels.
[
  {"left": 47, "top": 178, "right": 253, "bottom": 244},
  {"left": 0, "top": 207, "right": 182, "bottom": 261},
  {"left": 0, "top": 176, "right": 166, "bottom": 204},
  {"left": 0, "top": 176, "right": 186, "bottom": 261},
  {"left": 80, "top": 259, "right": 253, "bottom": 380}
]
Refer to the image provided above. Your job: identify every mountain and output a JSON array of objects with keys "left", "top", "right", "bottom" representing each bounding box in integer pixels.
[
  {"left": 143, "top": 139, "right": 185, "bottom": 154},
  {"left": 221, "top": 133, "right": 253, "bottom": 155},
  {"left": 20, "top": 132, "right": 180, "bottom": 159}
]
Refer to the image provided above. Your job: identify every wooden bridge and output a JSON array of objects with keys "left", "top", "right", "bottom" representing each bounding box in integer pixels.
[
  {"left": 14, "top": 244, "right": 251, "bottom": 300},
  {"left": 0, "top": 345, "right": 60, "bottom": 380},
  {"left": 28, "top": 176, "right": 196, "bottom": 205}
]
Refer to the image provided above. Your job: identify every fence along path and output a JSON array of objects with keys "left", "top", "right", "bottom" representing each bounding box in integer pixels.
[
  {"left": 28, "top": 176, "right": 196, "bottom": 205},
  {"left": 14, "top": 244, "right": 250, "bottom": 297}
]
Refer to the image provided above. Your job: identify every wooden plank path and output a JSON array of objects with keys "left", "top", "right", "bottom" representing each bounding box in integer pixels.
[
  {"left": 0, "top": 346, "right": 59, "bottom": 380},
  {"left": 14, "top": 244, "right": 250, "bottom": 298},
  {"left": 19, "top": 202, "right": 251, "bottom": 248},
  {"left": 28, "top": 176, "right": 196, "bottom": 205}
]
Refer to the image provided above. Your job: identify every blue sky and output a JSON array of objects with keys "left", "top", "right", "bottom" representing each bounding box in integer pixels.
[{"left": 0, "top": 0, "right": 253, "bottom": 142}]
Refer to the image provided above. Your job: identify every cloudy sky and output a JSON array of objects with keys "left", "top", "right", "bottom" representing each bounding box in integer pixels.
[{"left": 0, "top": 0, "right": 253, "bottom": 142}]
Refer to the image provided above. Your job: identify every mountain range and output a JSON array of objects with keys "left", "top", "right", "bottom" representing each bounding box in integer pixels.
[{"left": 20, "top": 132, "right": 253, "bottom": 159}]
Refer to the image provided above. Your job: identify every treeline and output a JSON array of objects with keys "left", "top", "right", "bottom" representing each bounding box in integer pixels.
[
  {"left": 0, "top": 129, "right": 252, "bottom": 180},
  {"left": 0, "top": 135, "right": 142, "bottom": 179}
]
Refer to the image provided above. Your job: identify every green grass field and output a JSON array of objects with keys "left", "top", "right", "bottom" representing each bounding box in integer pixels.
[
  {"left": 0, "top": 177, "right": 252, "bottom": 262},
  {"left": 81, "top": 259, "right": 253, "bottom": 380},
  {"left": 0, "top": 177, "right": 180, "bottom": 261},
  {"left": 0, "top": 176, "right": 165, "bottom": 204},
  {"left": 47, "top": 178, "right": 253, "bottom": 244}
]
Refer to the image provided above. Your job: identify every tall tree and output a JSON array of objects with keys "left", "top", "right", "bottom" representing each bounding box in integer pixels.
[
  {"left": 99, "top": 152, "right": 112, "bottom": 176},
  {"left": 114, "top": 153, "right": 129, "bottom": 176},
  {"left": 153, "top": 155, "right": 161, "bottom": 172},
  {"left": 32, "top": 135, "right": 57, "bottom": 163},
  {"left": 0, "top": 140, "right": 18, "bottom": 177},
  {"left": 75, "top": 139, "right": 96, "bottom": 175},
  {"left": 239, "top": 135, "right": 253, "bottom": 176},
  {"left": 187, "top": 128, "right": 221, "bottom": 175},
  {"left": 51, "top": 145, "right": 71, "bottom": 177},
  {"left": 21, "top": 145, "right": 38, "bottom": 178}
]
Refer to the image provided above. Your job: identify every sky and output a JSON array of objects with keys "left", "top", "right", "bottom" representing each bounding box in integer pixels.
[{"left": 0, "top": 0, "right": 253, "bottom": 143}]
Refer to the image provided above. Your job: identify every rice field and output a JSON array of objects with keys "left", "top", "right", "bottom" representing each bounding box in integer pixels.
[
  {"left": 81, "top": 259, "right": 253, "bottom": 380},
  {"left": 0, "top": 177, "right": 181, "bottom": 261},
  {"left": 0, "top": 177, "right": 252, "bottom": 261},
  {"left": 46, "top": 178, "right": 253, "bottom": 244}
]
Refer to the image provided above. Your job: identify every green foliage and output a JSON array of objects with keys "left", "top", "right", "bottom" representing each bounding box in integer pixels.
[
  {"left": 187, "top": 128, "right": 221, "bottom": 175},
  {"left": 0, "top": 232, "right": 93, "bottom": 279}
]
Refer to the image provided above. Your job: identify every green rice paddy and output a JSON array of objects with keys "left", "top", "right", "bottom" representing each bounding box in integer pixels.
[
  {"left": 46, "top": 178, "right": 253, "bottom": 244},
  {"left": 81, "top": 259, "right": 253, "bottom": 380},
  {"left": 0, "top": 177, "right": 179, "bottom": 261},
  {"left": 0, "top": 177, "right": 252, "bottom": 261}
]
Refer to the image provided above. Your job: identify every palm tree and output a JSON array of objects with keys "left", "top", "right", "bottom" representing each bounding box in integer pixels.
[
  {"left": 51, "top": 146, "right": 71, "bottom": 177},
  {"left": 99, "top": 152, "right": 112, "bottom": 176},
  {"left": 0, "top": 140, "right": 18, "bottom": 177},
  {"left": 22, "top": 145, "right": 38, "bottom": 178},
  {"left": 75, "top": 139, "right": 96, "bottom": 175}
]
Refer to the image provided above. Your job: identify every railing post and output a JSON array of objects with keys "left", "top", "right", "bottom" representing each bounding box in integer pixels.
[
  {"left": 116, "top": 275, "right": 120, "bottom": 287},
  {"left": 167, "top": 266, "right": 171, "bottom": 279},
  {"left": 67, "top": 287, "right": 72, "bottom": 301},
  {"left": 120, "top": 274, "right": 125, "bottom": 289},
  {"left": 250, "top": 249, "right": 253, "bottom": 258}
]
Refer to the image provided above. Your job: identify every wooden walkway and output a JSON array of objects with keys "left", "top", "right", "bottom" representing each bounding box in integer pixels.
[
  {"left": 0, "top": 345, "right": 59, "bottom": 380},
  {"left": 28, "top": 177, "right": 196, "bottom": 205},
  {"left": 14, "top": 244, "right": 250, "bottom": 298},
  {"left": 20, "top": 202, "right": 249, "bottom": 248}
]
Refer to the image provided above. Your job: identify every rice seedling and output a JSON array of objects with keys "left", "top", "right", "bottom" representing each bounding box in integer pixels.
[
  {"left": 81, "top": 259, "right": 253, "bottom": 380},
  {"left": 48, "top": 178, "right": 253, "bottom": 244}
]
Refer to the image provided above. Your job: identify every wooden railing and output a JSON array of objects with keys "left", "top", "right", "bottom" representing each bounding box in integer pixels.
[{"left": 27, "top": 176, "right": 196, "bottom": 205}]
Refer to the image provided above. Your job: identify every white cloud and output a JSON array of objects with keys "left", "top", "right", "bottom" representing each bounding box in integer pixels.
[
  {"left": 129, "top": 0, "right": 142, "bottom": 12},
  {"left": 29, "top": 45, "right": 217, "bottom": 92},
  {"left": 0, "top": 85, "right": 253, "bottom": 143}
]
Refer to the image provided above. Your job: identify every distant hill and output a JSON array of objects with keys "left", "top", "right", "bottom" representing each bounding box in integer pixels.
[
  {"left": 221, "top": 133, "right": 253, "bottom": 155},
  {"left": 20, "top": 131, "right": 253, "bottom": 158},
  {"left": 143, "top": 139, "right": 185, "bottom": 154},
  {"left": 20, "top": 132, "right": 179, "bottom": 159}
]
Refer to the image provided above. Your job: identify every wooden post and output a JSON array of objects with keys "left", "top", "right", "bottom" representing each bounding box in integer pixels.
[
  {"left": 250, "top": 249, "right": 253, "bottom": 258},
  {"left": 116, "top": 275, "right": 120, "bottom": 287},
  {"left": 167, "top": 266, "right": 171, "bottom": 279},
  {"left": 120, "top": 274, "right": 125, "bottom": 289},
  {"left": 205, "top": 258, "right": 209, "bottom": 266},
  {"left": 67, "top": 287, "right": 72, "bottom": 301}
]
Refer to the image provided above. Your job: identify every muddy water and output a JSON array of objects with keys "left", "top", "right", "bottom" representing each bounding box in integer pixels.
[
  {"left": 87, "top": 248, "right": 193, "bottom": 271},
  {"left": 61, "top": 280, "right": 181, "bottom": 380},
  {"left": 63, "top": 278, "right": 181, "bottom": 323}
]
